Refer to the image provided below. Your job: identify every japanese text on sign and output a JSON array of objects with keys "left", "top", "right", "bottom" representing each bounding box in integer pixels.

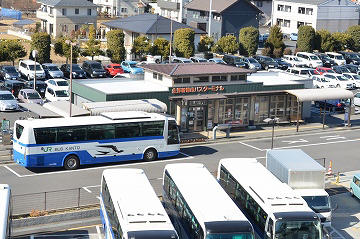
[{"left": 172, "top": 86, "right": 225, "bottom": 94}]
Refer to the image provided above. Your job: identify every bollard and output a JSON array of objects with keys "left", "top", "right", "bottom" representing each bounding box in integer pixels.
[
  {"left": 226, "top": 126, "right": 231, "bottom": 138},
  {"left": 335, "top": 172, "right": 340, "bottom": 184},
  {"left": 212, "top": 126, "right": 219, "bottom": 140}
]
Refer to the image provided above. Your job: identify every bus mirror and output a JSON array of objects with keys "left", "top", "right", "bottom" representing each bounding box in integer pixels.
[{"left": 332, "top": 203, "right": 339, "bottom": 211}]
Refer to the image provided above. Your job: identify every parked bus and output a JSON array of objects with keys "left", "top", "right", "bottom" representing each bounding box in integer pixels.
[
  {"left": 163, "top": 163, "right": 254, "bottom": 239},
  {"left": 100, "top": 168, "right": 178, "bottom": 239},
  {"left": 0, "top": 184, "right": 11, "bottom": 239},
  {"left": 217, "top": 158, "right": 324, "bottom": 239},
  {"left": 13, "top": 111, "right": 180, "bottom": 170}
]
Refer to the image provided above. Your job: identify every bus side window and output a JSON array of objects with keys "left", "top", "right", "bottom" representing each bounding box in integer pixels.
[{"left": 268, "top": 218, "right": 274, "bottom": 238}]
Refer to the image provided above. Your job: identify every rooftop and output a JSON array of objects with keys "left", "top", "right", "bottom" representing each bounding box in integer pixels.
[
  {"left": 38, "top": 0, "right": 97, "bottom": 7},
  {"left": 185, "top": 0, "right": 262, "bottom": 14}
]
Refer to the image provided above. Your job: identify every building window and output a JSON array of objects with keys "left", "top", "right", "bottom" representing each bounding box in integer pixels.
[
  {"left": 174, "top": 77, "right": 190, "bottom": 84},
  {"left": 193, "top": 11, "right": 199, "bottom": 18},
  {"left": 305, "top": 22, "right": 312, "bottom": 26},
  {"left": 158, "top": 74, "right": 163, "bottom": 81},
  {"left": 297, "top": 21, "right": 304, "bottom": 28},
  {"left": 277, "top": 18, "right": 284, "bottom": 26},
  {"left": 231, "top": 75, "right": 245, "bottom": 81},
  {"left": 284, "top": 20, "right": 290, "bottom": 27},
  {"left": 226, "top": 33, "right": 234, "bottom": 36},
  {"left": 212, "top": 75, "right": 227, "bottom": 82},
  {"left": 75, "top": 25, "right": 79, "bottom": 31},
  {"left": 277, "top": 4, "right": 284, "bottom": 11},
  {"left": 298, "top": 7, "right": 305, "bottom": 14},
  {"left": 285, "top": 5, "right": 291, "bottom": 12},
  {"left": 306, "top": 8, "right": 313, "bottom": 15},
  {"left": 62, "top": 25, "right": 67, "bottom": 32},
  {"left": 49, "top": 7, "right": 53, "bottom": 15},
  {"left": 153, "top": 72, "right": 158, "bottom": 79},
  {"left": 62, "top": 8, "right": 67, "bottom": 15},
  {"left": 75, "top": 8, "right": 79, "bottom": 14},
  {"left": 193, "top": 76, "right": 209, "bottom": 83},
  {"left": 121, "top": 8, "right": 127, "bottom": 13},
  {"left": 87, "top": 9, "right": 92, "bottom": 15},
  {"left": 256, "top": 1, "right": 262, "bottom": 7}
]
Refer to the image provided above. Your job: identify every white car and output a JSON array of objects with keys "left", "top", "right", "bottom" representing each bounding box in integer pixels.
[
  {"left": 323, "top": 73, "right": 353, "bottom": 89},
  {"left": 45, "top": 87, "right": 69, "bottom": 102},
  {"left": 326, "top": 52, "right": 346, "bottom": 66},
  {"left": 45, "top": 79, "right": 69, "bottom": 91},
  {"left": 18, "top": 60, "right": 46, "bottom": 81},
  {"left": 311, "top": 75, "right": 335, "bottom": 88},
  {"left": 354, "top": 92, "right": 360, "bottom": 106},
  {"left": 282, "top": 55, "right": 307, "bottom": 67},
  {"left": 0, "top": 90, "right": 19, "bottom": 111},
  {"left": 343, "top": 73, "right": 360, "bottom": 88}
]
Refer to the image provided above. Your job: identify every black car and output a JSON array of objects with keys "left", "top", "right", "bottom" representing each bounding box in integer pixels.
[
  {"left": 273, "top": 58, "right": 291, "bottom": 70},
  {"left": 253, "top": 55, "right": 279, "bottom": 70},
  {"left": 2, "top": 79, "right": 25, "bottom": 97},
  {"left": 0, "top": 65, "right": 21, "bottom": 81},
  {"left": 332, "top": 65, "right": 351, "bottom": 74},
  {"left": 314, "top": 53, "right": 337, "bottom": 67},
  {"left": 60, "top": 64, "right": 86, "bottom": 79},
  {"left": 24, "top": 80, "right": 47, "bottom": 98},
  {"left": 345, "top": 64, "right": 360, "bottom": 74},
  {"left": 338, "top": 51, "right": 360, "bottom": 65},
  {"left": 222, "top": 54, "right": 249, "bottom": 68},
  {"left": 82, "top": 60, "right": 107, "bottom": 78}
]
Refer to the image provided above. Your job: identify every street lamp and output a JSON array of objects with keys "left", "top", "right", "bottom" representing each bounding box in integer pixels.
[
  {"left": 31, "top": 50, "right": 38, "bottom": 91},
  {"left": 65, "top": 40, "right": 77, "bottom": 117},
  {"left": 263, "top": 116, "right": 279, "bottom": 149}
]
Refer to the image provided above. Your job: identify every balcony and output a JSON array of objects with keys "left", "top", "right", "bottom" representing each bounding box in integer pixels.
[
  {"left": 157, "top": 0, "right": 180, "bottom": 10},
  {"left": 36, "top": 10, "right": 53, "bottom": 19}
]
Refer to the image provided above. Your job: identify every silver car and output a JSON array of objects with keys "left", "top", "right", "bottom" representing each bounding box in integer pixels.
[
  {"left": 244, "top": 57, "right": 261, "bottom": 70},
  {"left": 18, "top": 89, "right": 44, "bottom": 105},
  {"left": 42, "top": 63, "right": 64, "bottom": 79},
  {"left": 0, "top": 90, "right": 19, "bottom": 111}
]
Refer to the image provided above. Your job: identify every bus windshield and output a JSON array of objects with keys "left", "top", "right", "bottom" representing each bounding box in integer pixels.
[
  {"left": 275, "top": 220, "right": 321, "bottom": 239},
  {"left": 206, "top": 233, "right": 254, "bottom": 239}
]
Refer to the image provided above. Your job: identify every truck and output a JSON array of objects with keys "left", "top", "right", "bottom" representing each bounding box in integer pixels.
[{"left": 266, "top": 149, "right": 333, "bottom": 227}]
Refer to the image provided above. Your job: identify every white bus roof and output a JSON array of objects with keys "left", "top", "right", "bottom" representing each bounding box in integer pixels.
[
  {"left": 102, "top": 169, "right": 176, "bottom": 232},
  {"left": 219, "top": 158, "right": 313, "bottom": 213},
  {"left": 164, "top": 163, "right": 249, "bottom": 223},
  {"left": 16, "top": 111, "right": 174, "bottom": 128},
  {"left": 0, "top": 184, "right": 10, "bottom": 238}
]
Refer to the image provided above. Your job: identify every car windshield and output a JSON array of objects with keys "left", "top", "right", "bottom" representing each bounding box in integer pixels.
[
  {"left": 247, "top": 58, "right": 257, "bottom": 63},
  {"left": 309, "top": 70, "right": 319, "bottom": 75},
  {"left": 336, "top": 76, "right": 348, "bottom": 81},
  {"left": 27, "top": 92, "right": 41, "bottom": 99},
  {"left": 350, "top": 55, "right": 360, "bottom": 59},
  {"left": 0, "top": 94, "right": 15, "bottom": 100},
  {"left": 264, "top": 58, "right": 275, "bottom": 62},
  {"left": 91, "top": 63, "right": 103, "bottom": 69},
  {"left": 321, "top": 78, "right": 330, "bottom": 82},
  {"left": 293, "top": 57, "right": 301, "bottom": 62},
  {"left": 310, "top": 56, "right": 320, "bottom": 60},
  {"left": 353, "top": 74, "right": 360, "bottom": 80},
  {"left": 340, "top": 67, "right": 351, "bottom": 73},
  {"left": 129, "top": 63, "right": 138, "bottom": 68},
  {"left": 292, "top": 33, "right": 297, "bottom": 36},
  {"left": 72, "top": 65, "right": 82, "bottom": 70},
  {"left": 48, "top": 66, "right": 60, "bottom": 71},
  {"left": 197, "top": 59, "right": 207, "bottom": 62},
  {"left": 321, "top": 55, "right": 331, "bottom": 60},
  {"left": 335, "top": 55, "right": 344, "bottom": 60},
  {"left": 29, "top": 65, "right": 42, "bottom": 71},
  {"left": 57, "top": 81, "right": 69, "bottom": 86},
  {"left": 55, "top": 90, "right": 69, "bottom": 97},
  {"left": 300, "top": 70, "right": 309, "bottom": 75},
  {"left": 113, "top": 65, "right": 121, "bottom": 69},
  {"left": 326, "top": 69, "right": 335, "bottom": 73},
  {"left": 4, "top": 67, "right": 17, "bottom": 73}
]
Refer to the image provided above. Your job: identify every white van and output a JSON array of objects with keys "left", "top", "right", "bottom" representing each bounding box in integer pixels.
[
  {"left": 325, "top": 52, "right": 346, "bottom": 66},
  {"left": 18, "top": 60, "right": 46, "bottom": 81},
  {"left": 295, "top": 52, "right": 323, "bottom": 68}
]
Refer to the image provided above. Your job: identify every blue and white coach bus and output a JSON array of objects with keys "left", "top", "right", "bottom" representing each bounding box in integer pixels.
[
  {"left": 13, "top": 111, "right": 180, "bottom": 170},
  {"left": 0, "top": 184, "right": 11, "bottom": 239},
  {"left": 100, "top": 168, "right": 179, "bottom": 239}
]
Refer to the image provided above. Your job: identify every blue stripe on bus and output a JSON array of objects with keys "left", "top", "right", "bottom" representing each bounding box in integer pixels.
[{"left": 13, "top": 136, "right": 164, "bottom": 147}]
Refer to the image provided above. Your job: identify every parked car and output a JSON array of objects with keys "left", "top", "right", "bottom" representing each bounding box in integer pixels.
[
  {"left": 325, "top": 52, "right": 346, "bottom": 66},
  {"left": 273, "top": 58, "right": 292, "bottom": 70},
  {"left": 338, "top": 51, "right": 360, "bottom": 65},
  {"left": 18, "top": 89, "right": 44, "bottom": 105},
  {"left": 18, "top": 60, "right": 46, "bottom": 81},
  {"left": 282, "top": 55, "right": 307, "bottom": 67},
  {"left": 296, "top": 52, "right": 323, "bottom": 68},
  {"left": 315, "top": 67, "right": 335, "bottom": 75},
  {"left": 262, "top": 33, "right": 269, "bottom": 41},
  {"left": 159, "top": 60, "right": 177, "bottom": 64},
  {"left": 243, "top": 57, "right": 262, "bottom": 70},
  {"left": 45, "top": 78, "right": 69, "bottom": 91},
  {"left": 350, "top": 173, "right": 360, "bottom": 199},
  {"left": 60, "top": 64, "right": 86, "bottom": 79},
  {"left": 3, "top": 79, "right": 25, "bottom": 97},
  {"left": 0, "top": 65, "right": 21, "bottom": 81},
  {"left": 258, "top": 34, "right": 264, "bottom": 43},
  {"left": 120, "top": 61, "right": 144, "bottom": 74},
  {"left": 344, "top": 64, "right": 360, "bottom": 74},
  {"left": 189, "top": 57, "right": 208, "bottom": 63},
  {"left": 208, "top": 58, "right": 226, "bottom": 64},
  {"left": 311, "top": 75, "right": 335, "bottom": 88},
  {"left": 104, "top": 64, "right": 124, "bottom": 77},
  {"left": 314, "top": 53, "right": 337, "bottom": 68},
  {"left": 24, "top": 80, "right": 47, "bottom": 98},
  {"left": 289, "top": 33, "right": 298, "bottom": 41},
  {"left": 253, "top": 55, "right": 279, "bottom": 70},
  {"left": 0, "top": 90, "right": 19, "bottom": 111},
  {"left": 354, "top": 93, "right": 360, "bottom": 107},
  {"left": 222, "top": 54, "right": 249, "bottom": 68},
  {"left": 308, "top": 69, "right": 320, "bottom": 76},
  {"left": 285, "top": 67, "right": 314, "bottom": 77},
  {"left": 42, "top": 63, "right": 64, "bottom": 79},
  {"left": 82, "top": 60, "right": 107, "bottom": 78},
  {"left": 146, "top": 55, "right": 162, "bottom": 64},
  {"left": 172, "top": 57, "right": 193, "bottom": 63},
  {"left": 314, "top": 99, "right": 346, "bottom": 112},
  {"left": 45, "top": 87, "right": 69, "bottom": 102},
  {"left": 343, "top": 73, "right": 360, "bottom": 88},
  {"left": 323, "top": 73, "right": 353, "bottom": 89},
  {"left": 332, "top": 65, "right": 351, "bottom": 74}
]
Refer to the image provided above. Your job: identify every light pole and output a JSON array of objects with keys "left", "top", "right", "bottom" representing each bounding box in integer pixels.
[
  {"left": 32, "top": 50, "right": 38, "bottom": 91},
  {"left": 208, "top": 0, "right": 213, "bottom": 37},
  {"left": 169, "top": 17, "right": 173, "bottom": 62},
  {"left": 65, "top": 40, "right": 77, "bottom": 117},
  {"left": 263, "top": 116, "right": 279, "bottom": 149}
]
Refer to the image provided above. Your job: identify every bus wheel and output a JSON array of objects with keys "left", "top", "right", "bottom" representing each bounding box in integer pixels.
[
  {"left": 144, "top": 148, "right": 157, "bottom": 162},
  {"left": 64, "top": 155, "right": 79, "bottom": 170}
]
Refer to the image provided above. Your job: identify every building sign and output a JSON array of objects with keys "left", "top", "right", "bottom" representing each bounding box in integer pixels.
[{"left": 172, "top": 86, "right": 225, "bottom": 94}]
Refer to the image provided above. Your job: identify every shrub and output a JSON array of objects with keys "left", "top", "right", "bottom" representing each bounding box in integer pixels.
[
  {"left": 239, "top": 27, "right": 259, "bottom": 56},
  {"left": 174, "top": 28, "right": 195, "bottom": 58},
  {"left": 261, "top": 47, "right": 271, "bottom": 56},
  {"left": 283, "top": 48, "right": 292, "bottom": 55},
  {"left": 30, "top": 32, "right": 51, "bottom": 64},
  {"left": 211, "top": 35, "right": 238, "bottom": 54},
  {"left": 30, "top": 209, "right": 48, "bottom": 217},
  {"left": 346, "top": 25, "right": 360, "bottom": 51},
  {"left": 294, "top": 48, "right": 302, "bottom": 55},
  {"left": 266, "top": 24, "right": 285, "bottom": 54},
  {"left": 297, "top": 26, "right": 315, "bottom": 52},
  {"left": 106, "top": 30, "right": 126, "bottom": 63},
  {"left": 273, "top": 48, "right": 283, "bottom": 58},
  {"left": 197, "top": 35, "right": 214, "bottom": 52}
]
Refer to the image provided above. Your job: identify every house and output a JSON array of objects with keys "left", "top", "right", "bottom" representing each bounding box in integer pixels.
[
  {"left": 102, "top": 13, "right": 206, "bottom": 60},
  {"left": 93, "top": 0, "right": 148, "bottom": 18},
  {"left": 156, "top": 0, "right": 190, "bottom": 24},
  {"left": 271, "top": 0, "right": 359, "bottom": 34},
  {"left": 250, "top": 0, "right": 273, "bottom": 26},
  {"left": 36, "top": 0, "right": 97, "bottom": 37},
  {"left": 184, "top": 0, "right": 263, "bottom": 42}
]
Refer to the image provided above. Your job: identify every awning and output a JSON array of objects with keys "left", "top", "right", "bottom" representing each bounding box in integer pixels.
[
  {"left": 19, "top": 103, "right": 62, "bottom": 118},
  {"left": 169, "top": 94, "right": 227, "bottom": 101},
  {"left": 285, "top": 89, "right": 354, "bottom": 102},
  {"left": 82, "top": 99, "right": 167, "bottom": 116},
  {"left": 43, "top": 101, "right": 90, "bottom": 117}
]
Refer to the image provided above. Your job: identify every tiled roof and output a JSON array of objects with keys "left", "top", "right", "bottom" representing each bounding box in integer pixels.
[
  {"left": 38, "top": 0, "right": 97, "bottom": 7},
  {"left": 185, "top": 0, "right": 262, "bottom": 14},
  {"left": 141, "top": 62, "right": 254, "bottom": 76}
]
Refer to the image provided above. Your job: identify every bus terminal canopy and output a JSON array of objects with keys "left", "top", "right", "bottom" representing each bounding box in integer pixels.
[{"left": 285, "top": 88, "right": 354, "bottom": 102}]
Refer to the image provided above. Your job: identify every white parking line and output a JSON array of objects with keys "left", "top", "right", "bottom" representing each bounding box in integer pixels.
[
  {"left": 239, "top": 142, "right": 263, "bottom": 151},
  {"left": 82, "top": 185, "right": 100, "bottom": 193},
  {"left": 96, "top": 225, "right": 102, "bottom": 239}
]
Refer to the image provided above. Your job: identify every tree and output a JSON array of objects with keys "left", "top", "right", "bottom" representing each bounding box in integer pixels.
[
  {"left": 265, "top": 24, "right": 285, "bottom": 54},
  {"left": 106, "top": 30, "right": 126, "bottom": 63},
  {"left": 346, "top": 25, "right": 360, "bottom": 51},
  {"left": 173, "top": 28, "right": 195, "bottom": 58},
  {"left": 54, "top": 36, "right": 79, "bottom": 63},
  {"left": 239, "top": 27, "right": 259, "bottom": 56},
  {"left": 89, "top": 25, "right": 96, "bottom": 39},
  {"left": 30, "top": 32, "right": 51, "bottom": 63},
  {"left": 131, "top": 36, "right": 151, "bottom": 58},
  {"left": 150, "top": 38, "right": 170, "bottom": 58},
  {"left": 82, "top": 28, "right": 102, "bottom": 60},
  {"left": 211, "top": 35, "right": 238, "bottom": 54},
  {"left": 314, "top": 29, "right": 336, "bottom": 52},
  {"left": 197, "top": 35, "right": 214, "bottom": 53},
  {"left": 332, "top": 32, "right": 354, "bottom": 51},
  {"left": 0, "top": 42, "right": 8, "bottom": 62},
  {"left": 4, "top": 40, "right": 27, "bottom": 66},
  {"left": 297, "top": 26, "right": 315, "bottom": 52}
]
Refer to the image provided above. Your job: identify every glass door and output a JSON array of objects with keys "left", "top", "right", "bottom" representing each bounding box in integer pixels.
[{"left": 188, "top": 106, "right": 204, "bottom": 131}]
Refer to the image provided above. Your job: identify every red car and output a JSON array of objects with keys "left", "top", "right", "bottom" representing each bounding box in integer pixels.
[
  {"left": 104, "top": 64, "right": 124, "bottom": 77},
  {"left": 315, "top": 67, "right": 335, "bottom": 75}
]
